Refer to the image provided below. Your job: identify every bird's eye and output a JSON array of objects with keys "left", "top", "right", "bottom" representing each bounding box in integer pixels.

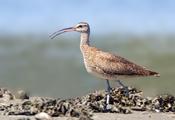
[{"left": 78, "top": 25, "right": 83, "bottom": 28}]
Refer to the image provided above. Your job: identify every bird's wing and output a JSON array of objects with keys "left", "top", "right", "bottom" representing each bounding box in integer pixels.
[{"left": 92, "top": 49, "right": 157, "bottom": 76}]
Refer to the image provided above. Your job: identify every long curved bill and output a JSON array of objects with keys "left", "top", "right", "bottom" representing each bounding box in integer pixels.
[{"left": 49, "top": 27, "right": 75, "bottom": 39}]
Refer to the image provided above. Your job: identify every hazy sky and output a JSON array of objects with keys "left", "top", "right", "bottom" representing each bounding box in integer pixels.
[{"left": 0, "top": 0, "right": 175, "bottom": 34}]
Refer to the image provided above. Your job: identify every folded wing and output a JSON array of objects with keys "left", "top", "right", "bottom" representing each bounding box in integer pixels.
[{"left": 93, "top": 50, "right": 159, "bottom": 77}]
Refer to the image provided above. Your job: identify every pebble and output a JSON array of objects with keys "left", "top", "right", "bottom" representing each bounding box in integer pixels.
[
  {"left": 35, "top": 112, "right": 52, "bottom": 120},
  {"left": 15, "top": 90, "right": 29, "bottom": 100}
]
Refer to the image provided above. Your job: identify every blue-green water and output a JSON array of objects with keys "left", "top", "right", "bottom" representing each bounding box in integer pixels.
[{"left": 0, "top": 35, "right": 175, "bottom": 98}]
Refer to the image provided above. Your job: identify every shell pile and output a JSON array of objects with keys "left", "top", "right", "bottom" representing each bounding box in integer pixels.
[{"left": 0, "top": 87, "right": 174, "bottom": 119}]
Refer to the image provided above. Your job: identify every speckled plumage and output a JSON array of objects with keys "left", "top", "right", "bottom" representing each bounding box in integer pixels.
[
  {"left": 50, "top": 22, "right": 160, "bottom": 81},
  {"left": 81, "top": 44, "right": 159, "bottom": 80}
]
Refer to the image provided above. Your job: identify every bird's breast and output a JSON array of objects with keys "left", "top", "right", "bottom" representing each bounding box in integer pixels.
[{"left": 83, "top": 58, "right": 114, "bottom": 80}]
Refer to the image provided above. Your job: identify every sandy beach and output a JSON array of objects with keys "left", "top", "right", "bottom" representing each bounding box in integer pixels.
[
  {"left": 0, "top": 87, "right": 174, "bottom": 120},
  {"left": 0, "top": 112, "right": 174, "bottom": 120}
]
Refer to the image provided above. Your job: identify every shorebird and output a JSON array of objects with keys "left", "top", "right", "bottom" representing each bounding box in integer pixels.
[{"left": 50, "top": 22, "right": 160, "bottom": 110}]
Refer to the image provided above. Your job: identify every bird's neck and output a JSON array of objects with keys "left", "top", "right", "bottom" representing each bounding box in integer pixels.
[
  {"left": 80, "top": 30, "right": 91, "bottom": 55},
  {"left": 80, "top": 31, "right": 90, "bottom": 46}
]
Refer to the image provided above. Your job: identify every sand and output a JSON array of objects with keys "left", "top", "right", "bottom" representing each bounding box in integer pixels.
[
  {"left": 0, "top": 112, "right": 174, "bottom": 120},
  {"left": 0, "top": 87, "right": 175, "bottom": 120}
]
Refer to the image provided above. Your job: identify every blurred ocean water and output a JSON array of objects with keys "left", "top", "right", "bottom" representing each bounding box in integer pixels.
[{"left": 0, "top": 34, "right": 174, "bottom": 98}]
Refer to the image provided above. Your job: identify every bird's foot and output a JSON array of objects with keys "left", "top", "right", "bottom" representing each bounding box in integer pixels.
[
  {"left": 104, "top": 94, "right": 112, "bottom": 112},
  {"left": 122, "top": 86, "right": 129, "bottom": 97},
  {"left": 104, "top": 80, "right": 112, "bottom": 112},
  {"left": 116, "top": 80, "right": 129, "bottom": 97}
]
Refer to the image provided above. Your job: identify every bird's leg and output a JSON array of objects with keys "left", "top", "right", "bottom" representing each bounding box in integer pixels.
[
  {"left": 105, "top": 79, "right": 112, "bottom": 111},
  {"left": 116, "top": 80, "right": 129, "bottom": 96},
  {"left": 106, "top": 79, "right": 112, "bottom": 93}
]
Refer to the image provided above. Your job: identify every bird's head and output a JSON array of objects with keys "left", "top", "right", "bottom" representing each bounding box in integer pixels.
[
  {"left": 74, "top": 22, "right": 90, "bottom": 33},
  {"left": 50, "top": 22, "right": 90, "bottom": 39}
]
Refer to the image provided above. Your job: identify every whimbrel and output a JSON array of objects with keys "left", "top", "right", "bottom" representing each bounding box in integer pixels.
[{"left": 50, "top": 22, "right": 160, "bottom": 110}]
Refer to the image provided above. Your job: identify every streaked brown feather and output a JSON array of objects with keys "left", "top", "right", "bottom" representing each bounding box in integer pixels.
[{"left": 81, "top": 45, "right": 159, "bottom": 80}]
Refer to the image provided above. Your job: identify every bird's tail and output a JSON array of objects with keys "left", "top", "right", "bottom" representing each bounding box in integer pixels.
[{"left": 148, "top": 70, "right": 160, "bottom": 77}]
